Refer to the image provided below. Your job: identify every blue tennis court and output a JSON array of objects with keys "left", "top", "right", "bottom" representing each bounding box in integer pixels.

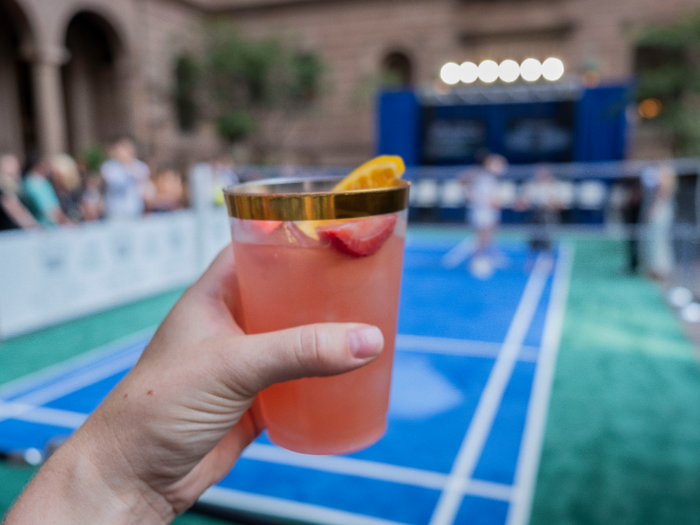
[{"left": 0, "top": 237, "right": 573, "bottom": 525}]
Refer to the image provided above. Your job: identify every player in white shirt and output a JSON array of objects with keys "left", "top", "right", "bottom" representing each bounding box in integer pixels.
[
  {"left": 518, "top": 165, "right": 562, "bottom": 253},
  {"left": 463, "top": 153, "right": 508, "bottom": 278},
  {"left": 101, "top": 138, "right": 151, "bottom": 219}
]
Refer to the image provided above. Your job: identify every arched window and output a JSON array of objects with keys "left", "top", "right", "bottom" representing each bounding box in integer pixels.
[
  {"left": 175, "top": 54, "right": 198, "bottom": 132},
  {"left": 0, "top": 0, "right": 36, "bottom": 155},
  {"left": 381, "top": 51, "right": 413, "bottom": 88},
  {"left": 62, "top": 11, "right": 128, "bottom": 153}
]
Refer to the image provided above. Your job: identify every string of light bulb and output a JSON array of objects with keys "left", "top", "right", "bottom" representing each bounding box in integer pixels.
[{"left": 439, "top": 58, "right": 564, "bottom": 85}]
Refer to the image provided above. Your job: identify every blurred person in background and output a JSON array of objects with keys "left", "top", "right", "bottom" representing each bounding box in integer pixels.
[
  {"left": 642, "top": 162, "right": 677, "bottom": 281},
  {"left": 51, "top": 154, "right": 83, "bottom": 222},
  {"left": 0, "top": 154, "right": 40, "bottom": 231},
  {"left": 0, "top": 189, "right": 25, "bottom": 231},
  {"left": 1, "top": 154, "right": 24, "bottom": 198},
  {"left": 212, "top": 156, "right": 239, "bottom": 206},
  {"left": 22, "top": 155, "right": 73, "bottom": 226},
  {"left": 101, "top": 137, "right": 150, "bottom": 219},
  {"left": 0, "top": 187, "right": 41, "bottom": 231},
  {"left": 516, "top": 165, "right": 562, "bottom": 255},
  {"left": 621, "top": 175, "right": 643, "bottom": 275},
  {"left": 147, "top": 167, "right": 185, "bottom": 212},
  {"left": 0, "top": 153, "right": 40, "bottom": 230},
  {"left": 463, "top": 151, "right": 508, "bottom": 278},
  {"left": 79, "top": 174, "right": 105, "bottom": 221}
]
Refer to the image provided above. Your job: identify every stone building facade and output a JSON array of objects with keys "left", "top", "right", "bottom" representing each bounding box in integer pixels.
[{"left": 1, "top": 0, "right": 697, "bottom": 166}]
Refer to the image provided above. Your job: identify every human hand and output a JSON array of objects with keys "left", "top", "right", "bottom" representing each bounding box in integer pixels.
[{"left": 4, "top": 248, "right": 384, "bottom": 524}]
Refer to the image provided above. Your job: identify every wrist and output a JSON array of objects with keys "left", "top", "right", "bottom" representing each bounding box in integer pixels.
[{"left": 5, "top": 433, "right": 175, "bottom": 525}]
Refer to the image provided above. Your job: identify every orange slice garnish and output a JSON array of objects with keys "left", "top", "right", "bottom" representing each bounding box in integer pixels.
[
  {"left": 297, "top": 156, "right": 405, "bottom": 240},
  {"left": 332, "top": 155, "right": 405, "bottom": 191}
]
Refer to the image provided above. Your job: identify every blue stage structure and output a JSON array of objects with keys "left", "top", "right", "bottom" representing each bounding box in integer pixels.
[{"left": 377, "top": 81, "right": 632, "bottom": 166}]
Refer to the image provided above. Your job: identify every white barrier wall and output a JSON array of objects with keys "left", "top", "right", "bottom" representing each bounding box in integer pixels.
[{"left": 0, "top": 208, "right": 231, "bottom": 339}]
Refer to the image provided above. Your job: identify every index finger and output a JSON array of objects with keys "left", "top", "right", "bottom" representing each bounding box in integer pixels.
[{"left": 191, "top": 245, "right": 244, "bottom": 328}]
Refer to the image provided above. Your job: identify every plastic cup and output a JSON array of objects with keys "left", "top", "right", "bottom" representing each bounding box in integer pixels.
[{"left": 225, "top": 176, "right": 409, "bottom": 455}]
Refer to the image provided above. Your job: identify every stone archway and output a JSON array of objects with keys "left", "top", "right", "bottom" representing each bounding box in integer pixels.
[
  {"left": 0, "top": 0, "right": 37, "bottom": 157},
  {"left": 62, "top": 10, "right": 129, "bottom": 155},
  {"left": 381, "top": 51, "right": 414, "bottom": 88}
]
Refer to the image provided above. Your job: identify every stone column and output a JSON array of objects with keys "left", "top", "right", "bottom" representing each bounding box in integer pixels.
[
  {"left": 31, "top": 45, "right": 70, "bottom": 156},
  {"left": 0, "top": 32, "right": 24, "bottom": 155},
  {"left": 64, "top": 52, "right": 96, "bottom": 153}
]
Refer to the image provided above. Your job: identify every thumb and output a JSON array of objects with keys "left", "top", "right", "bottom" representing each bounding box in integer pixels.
[{"left": 229, "top": 323, "right": 384, "bottom": 394}]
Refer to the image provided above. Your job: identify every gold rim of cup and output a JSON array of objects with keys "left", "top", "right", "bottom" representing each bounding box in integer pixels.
[{"left": 224, "top": 177, "right": 410, "bottom": 221}]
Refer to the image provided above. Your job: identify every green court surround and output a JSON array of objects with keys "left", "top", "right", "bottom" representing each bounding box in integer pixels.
[{"left": 531, "top": 240, "right": 700, "bottom": 525}]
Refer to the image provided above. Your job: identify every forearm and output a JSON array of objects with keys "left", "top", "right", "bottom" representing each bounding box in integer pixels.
[
  {"left": 3, "top": 435, "right": 174, "bottom": 525},
  {"left": 1, "top": 195, "right": 39, "bottom": 228},
  {"left": 50, "top": 208, "right": 78, "bottom": 225}
]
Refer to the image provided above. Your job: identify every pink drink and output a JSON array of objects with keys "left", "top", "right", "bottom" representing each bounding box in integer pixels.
[{"left": 230, "top": 211, "right": 406, "bottom": 454}]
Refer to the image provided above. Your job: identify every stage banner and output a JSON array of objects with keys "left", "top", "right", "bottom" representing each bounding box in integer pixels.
[
  {"left": 0, "top": 210, "right": 227, "bottom": 338},
  {"left": 198, "top": 206, "right": 232, "bottom": 272}
]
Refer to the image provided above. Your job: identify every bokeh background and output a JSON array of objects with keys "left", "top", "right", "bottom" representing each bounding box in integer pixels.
[
  {"left": 2, "top": 1, "right": 700, "bottom": 525},
  {"left": 1, "top": 0, "right": 699, "bottom": 165}
]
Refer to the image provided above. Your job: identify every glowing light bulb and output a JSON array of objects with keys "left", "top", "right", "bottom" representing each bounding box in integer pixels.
[
  {"left": 520, "top": 58, "right": 542, "bottom": 82},
  {"left": 499, "top": 60, "right": 520, "bottom": 83},
  {"left": 638, "top": 98, "right": 662, "bottom": 119},
  {"left": 460, "top": 61, "right": 479, "bottom": 84},
  {"left": 542, "top": 57, "right": 564, "bottom": 81},
  {"left": 478, "top": 60, "right": 499, "bottom": 83},
  {"left": 440, "top": 62, "right": 461, "bottom": 85}
]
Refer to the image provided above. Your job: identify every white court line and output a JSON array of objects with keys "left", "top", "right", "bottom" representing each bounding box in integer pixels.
[
  {"left": 440, "top": 237, "right": 473, "bottom": 269},
  {"left": 0, "top": 400, "right": 513, "bottom": 502},
  {"left": 0, "top": 237, "right": 468, "bottom": 400},
  {"left": 428, "top": 254, "right": 552, "bottom": 525},
  {"left": 0, "top": 401, "right": 87, "bottom": 429},
  {"left": 200, "top": 487, "right": 410, "bottom": 525},
  {"left": 506, "top": 244, "right": 574, "bottom": 525},
  {"left": 0, "top": 339, "right": 148, "bottom": 425},
  {"left": 396, "top": 335, "right": 539, "bottom": 362},
  {"left": 464, "top": 479, "right": 512, "bottom": 502},
  {"left": 1, "top": 241, "right": 549, "bottom": 524},
  {"left": 1, "top": 330, "right": 538, "bottom": 416},
  {"left": 0, "top": 326, "right": 155, "bottom": 401},
  {"left": 242, "top": 443, "right": 512, "bottom": 500},
  {"left": 8, "top": 352, "right": 140, "bottom": 407},
  {"left": 243, "top": 443, "right": 446, "bottom": 490}
]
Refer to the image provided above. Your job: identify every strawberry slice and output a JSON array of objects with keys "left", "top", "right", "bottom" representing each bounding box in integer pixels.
[{"left": 317, "top": 214, "right": 396, "bottom": 257}]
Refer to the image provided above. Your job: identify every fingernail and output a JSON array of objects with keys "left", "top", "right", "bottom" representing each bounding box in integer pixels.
[{"left": 348, "top": 327, "right": 384, "bottom": 359}]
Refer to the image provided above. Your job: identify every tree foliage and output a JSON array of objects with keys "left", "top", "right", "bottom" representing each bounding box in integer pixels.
[
  {"left": 202, "top": 20, "right": 326, "bottom": 146},
  {"left": 80, "top": 144, "right": 107, "bottom": 173},
  {"left": 215, "top": 110, "right": 256, "bottom": 142},
  {"left": 636, "top": 14, "right": 700, "bottom": 154},
  {"left": 174, "top": 54, "right": 199, "bottom": 132}
]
